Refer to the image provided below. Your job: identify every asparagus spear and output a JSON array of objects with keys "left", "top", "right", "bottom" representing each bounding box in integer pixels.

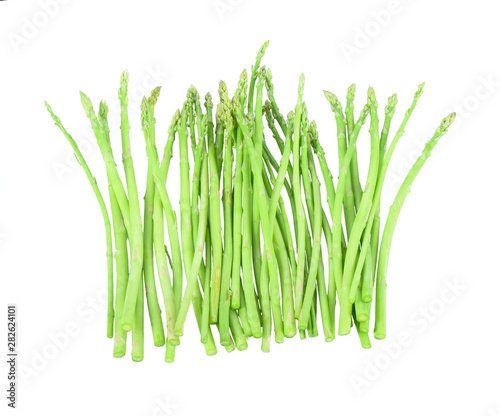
[
  {"left": 374, "top": 112, "right": 455, "bottom": 339},
  {"left": 141, "top": 90, "right": 166, "bottom": 347},
  {"left": 231, "top": 69, "right": 248, "bottom": 310},
  {"left": 97, "top": 102, "right": 129, "bottom": 355},
  {"left": 117, "top": 72, "right": 146, "bottom": 333},
  {"left": 291, "top": 74, "right": 307, "bottom": 318},
  {"left": 45, "top": 102, "right": 114, "bottom": 339},
  {"left": 241, "top": 113, "right": 263, "bottom": 338},
  {"left": 219, "top": 99, "right": 234, "bottom": 346},
  {"left": 208, "top": 102, "right": 224, "bottom": 323}
]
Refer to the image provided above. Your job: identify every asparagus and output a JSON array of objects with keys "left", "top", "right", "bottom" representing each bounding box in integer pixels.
[
  {"left": 208, "top": 102, "right": 224, "bottom": 323},
  {"left": 45, "top": 102, "right": 114, "bottom": 339},
  {"left": 373, "top": 113, "right": 455, "bottom": 339},
  {"left": 97, "top": 103, "right": 129, "bottom": 355},
  {"left": 231, "top": 70, "right": 248, "bottom": 310},
  {"left": 219, "top": 98, "right": 234, "bottom": 346},
  {"left": 141, "top": 90, "right": 166, "bottom": 347},
  {"left": 117, "top": 72, "right": 145, "bottom": 333},
  {"left": 291, "top": 74, "right": 307, "bottom": 318}
]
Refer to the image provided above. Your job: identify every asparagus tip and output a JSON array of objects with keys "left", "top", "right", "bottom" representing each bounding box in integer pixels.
[
  {"left": 119, "top": 71, "right": 129, "bottom": 101},
  {"left": 347, "top": 83, "right": 356, "bottom": 99}
]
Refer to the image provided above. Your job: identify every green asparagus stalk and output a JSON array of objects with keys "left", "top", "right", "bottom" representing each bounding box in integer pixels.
[
  {"left": 219, "top": 100, "right": 234, "bottom": 346},
  {"left": 241, "top": 114, "right": 262, "bottom": 338},
  {"left": 97, "top": 102, "right": 129, "bottom": 355},
  {"left": 45, "top": 102, "right": 114, "bottom": 339},
  {"left": 117, "top": 72, "right": 145, "bottom": 333},
  {"left": 291, "top": 74, "right": 307, "bottom": 318},
  {"left": 374, "top": 112, "right": 455, "bottom": 339},
  {"left": 231, "top": 69, "right": 248, "bottom": 310},
  {"left": 131, "top": 276, "right": 144, "bottom": 361},
  {"left": 208, "top": 102, "right": 224, "bottom": 324},
  {"left": 141, "top": 90, "right": 166, "bottom": 347}
]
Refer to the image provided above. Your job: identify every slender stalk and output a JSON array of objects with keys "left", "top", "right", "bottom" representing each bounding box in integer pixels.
[
  {"left": 231, "top": 69, "right": 248, "bottom": 310},
  {"left": 373, "top": 113, "right": 455, "bottom": 339},
  {"left": 201, "top": 222, "right": 211, "bottom": 343},
  {"left": 131, "top": 276, "right": 144, "bottom": 361},
  {"left": 369, "top": 93, "right": 398, "bottom": 296},
  {"left": 219, "top": 101, "right": 234, "bottom": 346},
  {"left": 241, "top": 115, "right": 262, "bottom": 338},
  {"left": 118, "top": 72, "right": 145, "bottom": 333},
  {"left": 97, "top": 102, "right": 129, "bottom": 354},
  {"left": 291, "top": 74, "right": 307, "bottom": 318},
  {"left": 45, "top": 102, "right": 114, "bottom": 339},
  {"left": 141, "top": 90, "right": 166, "bottom": 347},
  {"left": 208, "top": 101, "right": 224, "bottom": 323}
]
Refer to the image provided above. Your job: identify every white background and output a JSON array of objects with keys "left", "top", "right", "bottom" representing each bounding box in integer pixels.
[{"left": 1, "top": 0, "right": 500, "bottom": 415}]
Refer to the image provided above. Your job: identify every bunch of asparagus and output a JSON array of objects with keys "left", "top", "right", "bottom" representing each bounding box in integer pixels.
[{"left": 45, "top": 42, "right": 455, "bottom": 361}]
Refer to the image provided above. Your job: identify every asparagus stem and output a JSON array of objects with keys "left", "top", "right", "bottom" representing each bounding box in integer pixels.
[
  {"left": 97, "top": 103, "right": 129, "bottom": 354},
  {"left": 131, "top": 276, "right": 144, "bottom": 361},
  {"left": 241, "top": 117, "right": 262, "bottom": 338},
  {"left": 219, "top": 98, "right": 234, "bottom": 346},
  {"left": 231, "top": 70, "right": 248, "bottom": 310},
  {"left": 208, "top": 102, "right": 223, "bottom": 323},
  {"left": 45, "top": 102, "right": 115, "bottom": 339},
  {"left": 201, "top": 223, "right": 211, "bottom": 343},
  {"left": 141, "top": 90, "right": 166, "bottom": 347},
  {"left": 291, "top": 74, "right": 307, "bottom": 318},
  {"left": 229, "top": 309, "right": 248, "bottom": 351},
  {"left": 374, "top": 112, "right": 456, "bottom": 339},
  {"left": 117, "top": 72, "right": 145, "bottom": 333},
  {"left": 369, "top": 94, "right": 398, "bottom": 287}
]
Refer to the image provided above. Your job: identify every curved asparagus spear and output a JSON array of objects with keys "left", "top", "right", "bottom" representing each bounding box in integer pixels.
[
  {"left": 374, "top": 113, "right": 455, "bottom": 339},
  {"left": 350, "top": 85, "right": 424, "bottom": 303},
  {"left": 45, "top": 102, "right": 114, "bottom": 339}
]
